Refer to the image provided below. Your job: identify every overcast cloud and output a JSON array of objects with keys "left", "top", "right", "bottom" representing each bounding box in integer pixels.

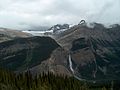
[{"left": 0, "top": 0, "right": 120, "bottom": 29}]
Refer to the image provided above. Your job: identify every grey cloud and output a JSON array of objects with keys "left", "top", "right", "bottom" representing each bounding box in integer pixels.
[{"left": 0, "top": 0, "right": 120, "bottom": 29}]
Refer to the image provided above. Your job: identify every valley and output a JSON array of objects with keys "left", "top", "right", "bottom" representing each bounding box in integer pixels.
[{"left": 0, "top": 22, "right": 120, "bottom": 87}]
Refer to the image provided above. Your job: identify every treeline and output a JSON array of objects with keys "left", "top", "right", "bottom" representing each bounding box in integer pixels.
[{"left": 0, "top": 68, "right": 119, "bottom": 90}]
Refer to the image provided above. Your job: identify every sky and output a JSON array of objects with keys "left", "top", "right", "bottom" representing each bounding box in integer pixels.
[{"left": 0, "top": 0, "right": 120, "bottom": 29}]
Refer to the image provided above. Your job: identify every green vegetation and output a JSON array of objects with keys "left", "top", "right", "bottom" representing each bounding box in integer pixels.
[
  {"left": 0, "top": 36, "right": 59, "bottom": 71},
  {"left": 0, "top": 68, "right": 119, "bottom": 90},
  {"left": 71, "top": 38, "right": 88, "bottom": 51}
]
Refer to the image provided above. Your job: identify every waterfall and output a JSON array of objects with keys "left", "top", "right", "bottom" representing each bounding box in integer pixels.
[
  {"left": 68, "top": 54, "right": 74, "bottom": 73},
  {"left": 68, "top": 54, "right": 95, "bottom": 83}
]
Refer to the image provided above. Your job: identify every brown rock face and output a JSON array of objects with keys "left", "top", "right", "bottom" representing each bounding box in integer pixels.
[
  {"left": 53, "top": 23, "right": 120, "bottom": 81},
  {"left": 30, "top": 48, "right": 72, "bottom": 76}
]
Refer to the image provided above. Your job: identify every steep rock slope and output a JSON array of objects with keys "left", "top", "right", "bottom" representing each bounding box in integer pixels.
[
  {"left": 55, "top": 23, "right": 120, "bottom": 81},
  {"left": 30, "top": 47, "right": 72, "bottom": 76}
]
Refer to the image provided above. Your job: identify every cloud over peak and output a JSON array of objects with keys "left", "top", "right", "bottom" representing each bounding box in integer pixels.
[{"left": 0, "top": 0, "right": 120, "bottom": 29}]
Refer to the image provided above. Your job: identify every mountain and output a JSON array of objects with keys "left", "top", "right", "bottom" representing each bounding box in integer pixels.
[
  {"left": 0, "top": 28, "right": 32, "bottom": 43},
  {"left": 49, "top": 24, "right": 70, "bottom": 34},
  {"left": 29, "top": 47, "right": 71, "bottom": 76},
  {"left": 0, "top": 22, "right": 120, "bottom": 82},
  {"left": 0, "top": 36, "right": 59, "bottom": 72},
  {"left": 54, "top": 23, "right": 120, "bottom": 81},
  {"left": 28, "top": 26, "right": 50, "bottom": 31}
]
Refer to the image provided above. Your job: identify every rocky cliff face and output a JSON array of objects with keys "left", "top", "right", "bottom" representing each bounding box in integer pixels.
[
  {"left": 49, "top": 24, "right": 69, "bottom": 34},
  {"left": 54, "top": 23, "right": 120, "bottom": 81}
]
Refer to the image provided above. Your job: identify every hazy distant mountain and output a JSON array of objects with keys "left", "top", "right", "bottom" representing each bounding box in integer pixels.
[
  {"left": 27, "top": 26, "right": 50, "bottom": 31},
  {"left": 0, "top": 28, "right": 32, "bottom": 43}
]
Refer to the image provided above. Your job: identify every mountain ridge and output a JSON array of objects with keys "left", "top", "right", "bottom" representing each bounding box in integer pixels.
[{"left": 0, "top": 22, "right": 120, "bottom": 82}]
